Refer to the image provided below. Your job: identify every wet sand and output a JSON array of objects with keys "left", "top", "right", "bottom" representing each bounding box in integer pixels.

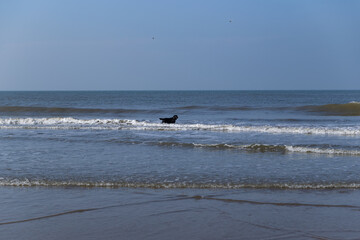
[{"left": 1, "top": 187, "right": 360, "bottom": 240}]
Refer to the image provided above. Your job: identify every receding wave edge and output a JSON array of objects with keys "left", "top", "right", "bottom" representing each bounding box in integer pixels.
[{"left": 1, "top": 178, "right": 360, "bottom": 189}]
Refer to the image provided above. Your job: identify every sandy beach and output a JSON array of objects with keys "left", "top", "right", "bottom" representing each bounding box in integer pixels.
[{"left": 1, "top": 187, "right": 360, "bottom": 240}]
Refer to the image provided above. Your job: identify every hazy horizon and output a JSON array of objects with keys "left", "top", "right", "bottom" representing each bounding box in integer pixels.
[{"left": 0, "top": 89, "right": 360, "bottom": 92}]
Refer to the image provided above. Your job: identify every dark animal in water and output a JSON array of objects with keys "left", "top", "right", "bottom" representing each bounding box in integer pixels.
[{"left": 160, "top": 115, "right": 178, "bottom": 124}]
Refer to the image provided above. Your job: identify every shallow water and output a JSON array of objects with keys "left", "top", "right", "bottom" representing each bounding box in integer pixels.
[
  {"left": 2, "top": 91, "right": 360, "bottom": 239},
  {"left": 1, "top": 91, "right": 360, "bottom": 189}
]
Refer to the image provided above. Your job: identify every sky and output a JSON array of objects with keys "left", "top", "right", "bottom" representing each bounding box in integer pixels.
[{"left": 0, "top": 0, "right": 359, "bottom": 90}]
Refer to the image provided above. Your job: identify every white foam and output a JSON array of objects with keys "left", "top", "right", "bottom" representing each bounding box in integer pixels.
[
  {"left": 192, "top": 143, "right": 360, "bottom": 155},
  {"left": 1, "top": 117, "right": 360, "bottom": 135},
  {"left": 1, "top": 178, "right": 360, "bottom": 189},
  {"left": 285, "top": 146, "right": 360, "bottom": 155}
]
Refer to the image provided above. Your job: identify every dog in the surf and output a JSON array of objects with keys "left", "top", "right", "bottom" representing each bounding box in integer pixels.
[{"left": 159, "top": 115, "right": 178, "bottom": 124}]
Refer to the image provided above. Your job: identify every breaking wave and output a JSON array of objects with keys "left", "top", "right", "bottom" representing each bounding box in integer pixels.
[
  {"left": 1, "top": 117, "right": 360, "bottom": 135},
  {"left": 300, "top": 102, "right": 360, "bottom": 116},
  {"left": 1, "top": 178, "right": 360, "bottom": 189},
  {"left": 156, "top": 142, "right": 360, "bottom": 155}
]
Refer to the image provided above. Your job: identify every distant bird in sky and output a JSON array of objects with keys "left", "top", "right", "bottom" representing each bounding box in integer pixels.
[
  {"left": 229, "top": 20, "right": 232, "bottom": 23},
  {"left": 152, "top": 36, "right": 155, "bottom": 40}
]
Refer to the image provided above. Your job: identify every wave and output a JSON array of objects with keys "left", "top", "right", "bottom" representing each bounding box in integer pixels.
[
  {"left": 175, "top": 105, "right": 208, "bottom": 110},
  {"left": 176, "top": 105, "right": 259, "bottom": 111},
  {"left": 3, "top": 102, "right": 360, "bottom": 117},
  {"left": 1, "top": 117, "right": 360, "bottom": 135},
  {"left": 4, "top": 132, "right": 354, "bottom": 155},
  {"left": 156, "top": 142, "right": 360, "bottom": 155},
  {"left": 299, "top": 102, "right": 360, "bottom": 116},
  {"left": 0, "top": 106, "right": 151, "bottom": 114},
  {"left": 173, "top": 102, "right": 360, "bottom": 116},
  {"left": 283, "top": 145, "right": 360, "bottom": 155},
  {"left": 1, "top": 178, "right": 360, "bottom": 189},
  {"left": 0, "top": 105, "right": 263, "bottom": 114},
  {"left": 210, "top": 106, "right": 255, "bottom": 111}
]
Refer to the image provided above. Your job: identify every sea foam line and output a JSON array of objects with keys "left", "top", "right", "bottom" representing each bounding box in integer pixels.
[
  {"left": 1, "top": 178, "right": 360, "bottom": 189},
  {"left": 170, "top": 143, "right": 360, "bottom": 155},
  {"left": 284, "top": 146, "right": 360, "bottom": 155},
  {"left": 1, "top": 117, "right": 360, "bottom": 135}
]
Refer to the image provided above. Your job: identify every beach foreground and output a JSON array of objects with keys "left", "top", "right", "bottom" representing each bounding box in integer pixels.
[{"left": 1, "top": 187, "right": 360, "bottom": 240}]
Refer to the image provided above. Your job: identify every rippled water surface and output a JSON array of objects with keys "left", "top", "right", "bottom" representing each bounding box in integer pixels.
[{"left": 1, "top": 91, "right": 360, "bottom": 189}]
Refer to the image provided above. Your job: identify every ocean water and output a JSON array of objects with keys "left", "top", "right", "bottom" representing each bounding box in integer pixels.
[{"left": 1, "top": 90, "right": 360, "bottom": 189}]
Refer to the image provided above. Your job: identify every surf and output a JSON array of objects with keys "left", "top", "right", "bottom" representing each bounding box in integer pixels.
[
  {"left": 1, "top": 117, "right": 360, "bottom": 135},
  {"left": 2, "top": 177, "right": 360, "bottom": 189}
]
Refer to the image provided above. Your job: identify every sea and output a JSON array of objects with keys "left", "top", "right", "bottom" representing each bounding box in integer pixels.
[{"left": 1, "top": 90, "right": 360, "bottom": 239}]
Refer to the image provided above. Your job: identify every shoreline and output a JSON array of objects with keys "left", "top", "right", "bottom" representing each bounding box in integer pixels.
[{"left": 1, "top": 187, "right": 360, "bottom": 239}]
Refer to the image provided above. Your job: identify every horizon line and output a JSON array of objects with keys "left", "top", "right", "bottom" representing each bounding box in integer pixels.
[{"left": 1, "top": 89, "right": 360, "bottom": 92}]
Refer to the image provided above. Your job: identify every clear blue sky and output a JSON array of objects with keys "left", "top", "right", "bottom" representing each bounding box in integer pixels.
[{"left": 0, "top": 0, "right": 359, "bottom": 90}]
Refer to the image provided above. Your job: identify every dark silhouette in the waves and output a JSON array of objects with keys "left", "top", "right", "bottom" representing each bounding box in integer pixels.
[{"left": 159, "top": 115, "right": 178, "bottom": 124}]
